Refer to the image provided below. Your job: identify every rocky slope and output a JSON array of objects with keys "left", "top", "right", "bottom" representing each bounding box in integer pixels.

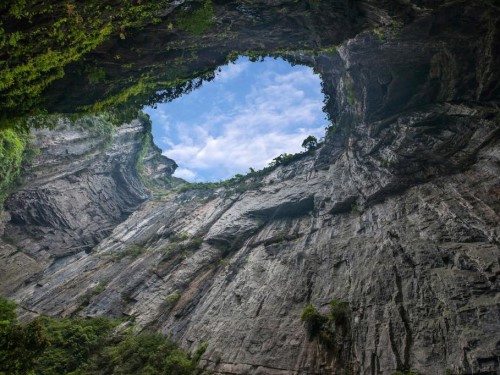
[
  {"left": 1, "top": 1, "right": 500, "bottom": 374},
  {"left": 0, "top": 116, "right": 176, "bottom": 293}
]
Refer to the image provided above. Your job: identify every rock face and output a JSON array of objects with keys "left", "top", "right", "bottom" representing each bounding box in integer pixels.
[
  {"left": 1, "top": 1, "right": 500, "bottom": 375},
  {"left": 0, "top": 116, "right": 176, "bottom": 293}
]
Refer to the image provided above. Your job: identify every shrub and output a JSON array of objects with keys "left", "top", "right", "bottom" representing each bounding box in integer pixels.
[
  {"left": 0, "top": 297, "right": 199, "bottom": 374},
  {"left": 113, "top": 245, "right": 146, "bottom": 260},
  {"left": 192, "top": 342, "right": 208, "bottom": 362},
  {"left": 165, "top": 291, "right": 182, "bottom": 305},
  {"left": 162, "top": 236, "right": 203, "bottom": 257},
  {"left": 88, "top": 331, "right": 196, "bottom": 375},
  {"left": 0, "top": 127, "right": 28, "bottom": 204},
  {"left": 34, "top": 316, "right": 116, "bottom": 374},
  {"left": 329, "top": 299, "right": 349, "bottom": 327},
  {"left": 301, "top": 135, "right": 318, "bottom": 151},
  {"left": 300, "top": 299, "right": 350, "bottom": 346},
  {"left": 301, "top": 305, "right": 326, "bottom": 339},
  {"left": 170, "top": 231, "right": 189, "bottom": 243},
  {"left": 0, "top": 297, "right": 49, "bottom": 375}
]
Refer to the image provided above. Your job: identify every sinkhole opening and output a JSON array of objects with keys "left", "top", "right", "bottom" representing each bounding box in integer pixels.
[{"left": 144, "top": 56, "right": 329, "bottom": 183}]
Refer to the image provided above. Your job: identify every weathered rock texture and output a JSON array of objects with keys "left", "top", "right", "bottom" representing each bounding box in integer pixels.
[
  {"left": 40, "top": 0, "right": 445, "bottom": 116},
  {"left": 1, "top": 1, "right": 500, "bottom": 375},
  {"left": 0, "top": 116, "right": 176, "bottom": 293}
]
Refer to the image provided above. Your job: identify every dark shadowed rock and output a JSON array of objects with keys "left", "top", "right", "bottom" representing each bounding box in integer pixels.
[{"left": 1, "top": 1, "right": 499, "bottom": 374}]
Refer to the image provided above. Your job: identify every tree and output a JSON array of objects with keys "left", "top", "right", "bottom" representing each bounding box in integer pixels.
[
  {"left": 269, "top": 153, "right": 294, "bottom": 167},
  {"left": 301, "top": 135, "right": 318, "bottom": 151},
  {"left": 0, "top": 297, "right": 49, "bottom": 375}
]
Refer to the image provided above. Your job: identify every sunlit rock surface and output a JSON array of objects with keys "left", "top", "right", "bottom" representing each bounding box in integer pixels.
[{"left": 1, "top": 1, "right": 500, "bottom": 374}]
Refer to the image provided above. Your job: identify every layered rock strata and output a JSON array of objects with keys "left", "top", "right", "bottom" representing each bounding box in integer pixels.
[{"left": 1, "top": 1, "right": 500, "bottom": 374}]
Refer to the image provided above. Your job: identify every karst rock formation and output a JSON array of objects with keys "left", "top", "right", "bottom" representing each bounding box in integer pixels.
[{"left": 1, "top": 1, "right": 499, "bottom": 374}]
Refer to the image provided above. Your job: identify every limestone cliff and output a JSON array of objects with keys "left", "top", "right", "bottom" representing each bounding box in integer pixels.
[
  {"left": 0, "top": 116, "right": 176, "bottom": 293},
  {"left": 1, "top": 1, "right": 500, "bottom": 375}
]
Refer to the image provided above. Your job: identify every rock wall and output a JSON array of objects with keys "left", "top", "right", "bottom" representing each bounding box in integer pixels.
[
  {"left": 1, "top": 1, "right": 500, "bottom": 374},
  {"left": 0, "top": 116, "right": 176, "bottom": 293}
]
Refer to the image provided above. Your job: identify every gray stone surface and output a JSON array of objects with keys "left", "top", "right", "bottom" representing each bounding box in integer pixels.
[{"left": 1, "top": 1, "right": 500, "bottom": 374}]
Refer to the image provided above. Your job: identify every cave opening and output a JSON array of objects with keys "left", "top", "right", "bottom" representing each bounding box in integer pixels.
[{"left": 143, "top": 56, "right": 329, "bottom": 182}]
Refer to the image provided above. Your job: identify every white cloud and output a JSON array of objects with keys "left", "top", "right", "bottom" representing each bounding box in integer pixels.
[
  {"left": 216, "top": 60, "right": 250, "bottom": 82},
  {"left": 173, "top": 167, "right": 197, "bottom": 181},
  {"left": 153, "top": 59, "right": 327, "bottom": 182}
]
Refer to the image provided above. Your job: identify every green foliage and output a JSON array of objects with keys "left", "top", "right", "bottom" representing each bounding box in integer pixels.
[
  {"left": 190, "top": 237, "right": 204, "bottom": 249},
  {"left": 81, "top": 68, "right": 217, "bottom": 126},
  {"left": 0, "top": 126, "right": 30, "bottom": 204},
  {"left": 177, "top": 176, "right": 262, "bottom": 195},
  {"left": 75, "top": 283, "right": 109, "bottom": 313},
  {"left": 0, "top": 297, "right": 199, "bottom": 374},
  {"left": 269, "top": 153, "right": 296, "bottom": 167},
  {"left": 177, "top": 0, "right": 214, "bottom": 35},
  {"left": 132, "top": 111, "right": 185, "bottom": 192},
  {"left": 351, "top": 202, "right": 363, "bottom": 215},
  {"left": 0, "top": 297, "right": 49, "bottom": 375},
  {"left": 321, "top": 45, "right": 338, "bottom": 55},
  {"left": 162, "top": 236, "right": 203, "bottom": 258},
  {"left": 134, "top": 114, "right": 153, "bottom": 180},
  {"left": 329, "top": 299, "right": 349, "bottom": 326},
  {"left": 192, "top": 342, "right": 208, "bottom": 363},
  {"left": 301, "top": 135, "right": 318, "bottom": 151},
  {"left": 344, "top": 75, "right": 356, "bottom": 106},
  {"left": 93, "top": 282, "right": 107, "bottom": 295},
  {"left": 87, "top": 332, "right": 196, "bottom": 375},
  {"left": 170, "top": 231, "right": 190, "bottom": 243},
  {"left": 87, "top": 67, "right": 106, "bottom": 85},
  {"left": 113, "top": 245, "right": 146, "bottom": 260},
  {"left": 0, "top": 297, "right": 16, "bottom": 322},
  {"left": 325, "top": 124, "right": 338, "bottom": 135},
  {"left": 373, "top": 20, "right": 403, "bottom": 44},
  {"left": 0, "top": 0, "right": 172, "bottom": 116},
  {"left": 373, "top": 28, "right": 387, "bottom": 43},
  {"left": 380, "top": 158, "right": 391, "bottom": 168},
  {"left": 165, "top": 291, "right": 182, "bottom": 305},
  {"left": 0, "top": 128, "right": 25, "bottom": 199},
  {"left": 178, "top": 128, "right": 329, "bottom": 194},
  {"left": 301, "top": 305, "right": 326, "bottom": 339},
  {"left": 301, "top": 299, "right": 350, "bottom": 345},
  {"left": 77, "top": 114, "right": 116, "bottom": 148},
  {"left": 218, "top": 258, "right": 230, "bottom": 267},
  {"left": 34, "top": 316, "right": 116, "bottom": 374}
]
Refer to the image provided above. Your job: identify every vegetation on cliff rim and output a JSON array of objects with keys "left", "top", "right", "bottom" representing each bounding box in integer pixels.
[
  {"left": 177, "top": 129, "right": 333, "bottom": 193},
  {"left": 1, "top": 0, "right": 335, "bottom": 129},
  {"left": 0, "top": 0, "right": 215, "bottom": 119},
  {"left": 0, "top": 296, "right": 202, "bottom": 374},
  {"left": 175, "top": 151, "right": 299, "bottom": 194}
]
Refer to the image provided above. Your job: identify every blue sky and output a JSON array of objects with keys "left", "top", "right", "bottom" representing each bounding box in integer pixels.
[{"left": 144, "top": 56, "right": 327, "bottom": 182}]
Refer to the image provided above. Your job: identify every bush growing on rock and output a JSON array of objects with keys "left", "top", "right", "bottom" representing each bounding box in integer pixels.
[
  {"left": 329, "top": 298, "right": 349, "bottom": 327},
  {"left": 301, "top": 305, "right": 326, "bottom": 339},
  {"left": 301, "top": 135, "right": 318, "bottom": 151},
  {"left": 0, "top": 297, "right": 199, "bottom": 374},
  {"left": 301, "top": 299, "right": 350, "bottom": 343}
]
